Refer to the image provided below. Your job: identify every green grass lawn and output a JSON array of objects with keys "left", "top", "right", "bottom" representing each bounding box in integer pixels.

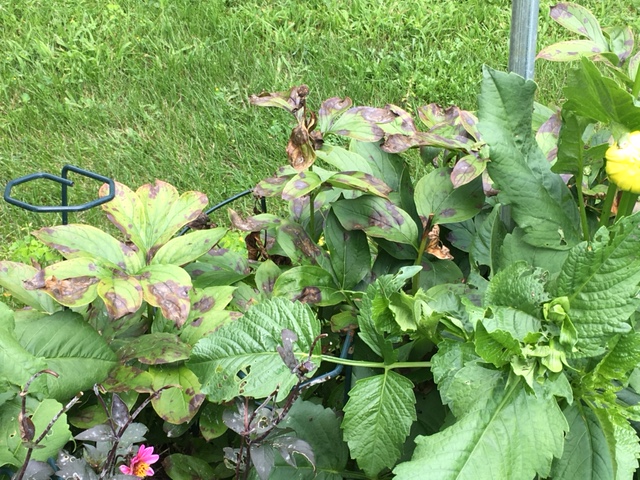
[{"left": 1, "top": 0, "right": 638, "bottom": 250}]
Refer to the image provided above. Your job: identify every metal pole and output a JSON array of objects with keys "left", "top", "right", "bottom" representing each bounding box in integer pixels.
[{"left": 508, "top": 0, "right": 540, "bottom": 80}]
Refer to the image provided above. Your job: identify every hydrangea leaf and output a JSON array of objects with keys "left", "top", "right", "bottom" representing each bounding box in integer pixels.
[{"left": 342, "top": 371, "right": 416, "bottom": 477}]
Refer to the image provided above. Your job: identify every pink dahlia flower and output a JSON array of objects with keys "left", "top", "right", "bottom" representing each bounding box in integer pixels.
[{"left": 119, "top": 444, "right": 159, "bottom": 478}]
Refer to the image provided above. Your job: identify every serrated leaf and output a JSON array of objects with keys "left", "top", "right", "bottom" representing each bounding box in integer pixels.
[
  {"left": 414, "top": 167, "right": 484, "bottom": 225},
  {"left": 333, "top": 196, "right": 419, "bottom": 247},
  {"left": 273, "top": 266, "right": 345, "bottom": 306},
  {"left": 484, "top": 262, "right": 550, "bottom": 317},
  {"left": 394, "top": 375, "right": 567, "bottom": 479},
  {"left": 14, "top": 310, "right": 117, "bottom": 401},
  {"left": 34, "top": 224, "right": 140, "bottom": 271},
  {"left": 342, "top": 371, "right": 416, "bottom": 477},
  {"left": 151, "top": 228, "right": 227, "bottom": 266},
  {"left": 554, "top": 214, "right": 640, "bottom": 356},
  {"left": 188, "top": 298, "right": 321, "bottom": 402},
  {"left": 478, "top": 67, "right": 582, "bottom": 249},
  {"left": 324, "top": 210, "right": 371, "bottom": 290},
  {"left": 150, "top": 365, "right": 205, "bottom": 424},
  {"left": 0, "top": 262, "right": 60, "bottom": 313},
  {"left": 474, "top": 322, "right": 521, "bottom": 368},
  {"left": 117, "top": 333, "right": 192, "bottom": 364},
  {"left": 593, "top": 333, "right": 640, "bottom": 381}
]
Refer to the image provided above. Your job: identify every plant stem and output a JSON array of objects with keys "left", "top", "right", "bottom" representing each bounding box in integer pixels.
[
  {"left": 412, "top": 214, "right": 433, "bottom": 294},
  {"left": 575, "top": 170, "right": 590, "bottom": 240},
  {"left": 321, "top": 355, "right": 430, "bottom": 370},
  {"left": 598, "top": 183, "right": 618, "bottom": 229},
  {"left": 615, "top": 191, "right": 638, "bottom": 223}
]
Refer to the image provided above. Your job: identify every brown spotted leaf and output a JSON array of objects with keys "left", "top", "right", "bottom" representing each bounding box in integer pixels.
[
  {"left": 250, "top": 85, "right": 309, "bottom": 119},
  {"left": 536, "top": 40, "right": 605, "bottom": 62},
  {"left": 151, "top": 228, "right": 227, "bottom": 266},
  {"left": 286, "top": 124, "right": 317, "bottom": 171},
  {"left": 425, "top": 225, "right": 454, "bottom": 260},
  {"left": 99, "top": 181, "right": 146, "bottom": 249},
  {"left": 96, "top": 275, "right": 144, "bottom": 319},
  {"left": 180, "top": 310, "right": 241, "bottom": 345},
  {"left": 102, "top": 364, "right": 154, "bottom": 393},
  {"left": 450, "top": 154, "right": 487, "bottom": 188},
  {"left": 549, "top": 2, "right": 608, "bottom": 49},
  {"left": 254, "top": 171, "right": 297, "bottom": 198},
  {"left": 325, "top": 171, "right": 392, "bottom": 198},
  {"left": 117, "top": 332, "right": 192, "bottom": 364},
  {"left": 382, "top": 131, "right": 472, "bottom": 154},
  {"left": 273, "top": 266, "right": 345, "bottom": 307},
  {"left": 282, "top": 170, "right": 323, "bottom": 201},
  {"left": 137, "top": 264, "right": 192, "bottom": 327},
  {"left": 325, "top": 107, "right": 395, "bottom": 141},
  {"left": 0, "top": 261, "right": 60, "bottom": 313},
  {"left": 318, "top": 97, "right": 353, "bottom": 132},
  {"left": 228, "top": 210, "right": 282, "bottom": 232},
  {"left": 150, "top": 365, "right": 205, "bottom": 424}
]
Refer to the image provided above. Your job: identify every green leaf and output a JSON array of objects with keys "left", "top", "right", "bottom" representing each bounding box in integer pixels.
[
  {"left": 163, "top": 453, "right": 216, "bottom": 480},
  {"left": 181, "top": 311, "right": 240, "bottom": 345},
  {"left": 324, "top": 106, "right": 405, "bottom": 142},
  {"left": 333, "top": 196, "right": 419, "bottom": 247},
  {"left": 117, "top": 333, "right": 192, "bottom": 364},
  {"left": 414, "top": 168, "right": 484, "bottom": 225},
  {"left": 281, "top": 170, "right": 323, "bottom": 201},
  {"left": 188, "top": 298, "right": 321, "bottom": 402},
  {"left": 187, "top": 248, "right": 251, "bottom": 287},
  {"left": 265, "top": 400, "right": 348, "bottom": 480},
  {"left": 138, "top": 264, "right": 193, "bottom": 327},
  {"left": 254, "top": 260, "right": 281, "bottom": 296},
  {"left": 198, "top": 403, "right": 228, "bottom": 440},
  {"left": 0, "top": 262, "right": 60, "bottom": 313},
  {"left": 15, "top": 310, "right": 117, "bottom": 401},
  {"left": 151, "top": 228, "right": 227, "bottom": 266},
  {"left": 498, "top": 228, "right": 568, "bottom": 276},
  {"left": 34, "top": 224, "right": 141, "bottom": 272},
  {"left": 564, "top": 57, "right": 640, "bottom": 130},
  {"left": 150, "top": 365, "right": 204, "bottom": 424},
  {"left": 350, "top": 140, "right": 405, "bottom": 191},
  {"left": 550, "top": 404, "right": 616, "bottom": 479},
  {"left": 552, "top": 110, "right": 591, "bottom": 175},
  {"left": 324, "top": 171, "right": 391, "bottom": 198},
  {"left": 395, "top": 370, "right": 566, "bottom": 479},
  {"left": 342, "top": 371, "right": 416, "bottom": 477},
  {"left": 474, "top": 322, "right": 521, "bottom": 368},
  {"left": 324, "top": 210, "right": 371, "bottom": 290},
  {"left": 549, "top": 2, "right": 608, "bottom": 49},
  {"left": 135, "top": 180, "right": 208, "bottom": 251},
  {"left": 0, "top": 303, "right": 47, "bottom": 388},
  {"left": 315, "top": 145, "right": 375, "bottom": 175},
  {"left": 554, "top": 215, "right": 640, "bottom": 355},
  {"left": 593, "top": 333, "right": 640, "bottom": 382},
  {"left": 484, "top": 262, "right": 550, "bottom": 317},
  {"left": 0, "top": 397, "right": 71, "bottom": 466},
  {"left": 537, "top": 40, "right": 606, "bottom": 62},
  {"left": 96, "top": 274, "right": 144, "bottom": 319},
  {"left": 478, "top": 67, "right": 582, "bottom": 249},
  {"left": 273, "top": 266, "right": 345, "bottom": 306}
]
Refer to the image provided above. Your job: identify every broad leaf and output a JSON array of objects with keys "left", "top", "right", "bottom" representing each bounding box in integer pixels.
[
  {"left": 273, "top": 266, "right": 345, "bottom": 306},
  {"left": 282, "top": 171, "right": 322, "bottom": 201},
  {"left": 324, "top": 210, "right": 371, "bottom": 290},
  {"left": 549, "top": 2, "right": 608, "bottom": 49},
  {"left": 14, "top": 310, "right": 117, "bottom": 401},
  {"left": 350, "top": 140, "right": 405, "bottom": 191},
  {"left": 0, "top": 262, "right": 60, "bottom": 313},
  {"left": 324, "top": 171, "right": 391, "bottom": 198},
  {"left": 483, "top": 262, "right": 550, "bottom": 317},
  {"left": 254, "top": 260, "right": 281, "bottom": 296},
  {"left": 199, "top": 403, "right": 228, "bottom": 440},
  {"left": 34, "top": 224, "right": 141, "bottom": 272},
  {"left": 188, "top": 298, "right": 321, "bottom": 402},
  {"left": 342, "top": 371, "right": 416, "bottom": 477},
  {"left": 150, "top": 365, "right": 204, "bottom": 424},
  {"left": 315, "top": 145, "right": 375, "bottom": 175},
  {"left": 414, "top": 167, "right": 484, "bottom": 225},
  {"left": 537, "top": 40, "right": 606, "bottom": 62},
  {"left": 151, "top": 228, "right": 227, "bottom": 266},
  {"left": 162, "top": 454, "right": 216, "bottom": 480},
  {"left": 137, "top": 264, "right": 192, "bottom": 326},
  {"left": 478, "top": 67, "right": 582, "bottom": 249},
  {"left": 554, "top": 214, "right": 640, "bottom": 355},
  {"left": 96, "top": 274, "right": 144, "bottom": 318},
  {"left": 333, "top": 196, "right": 419, "bottom": 247},
  {"left": 117, "top": 333, "right": 192, "bottom": 364}
]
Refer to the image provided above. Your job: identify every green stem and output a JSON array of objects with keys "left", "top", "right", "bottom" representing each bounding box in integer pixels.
[
  {"left": 412, "top": 214, "right": 433, "bottom": 294},
  {"left": 598, "top": 183, "right": 617, "bottom": 229},
  {"left": 575, "top": 170, "right": 590, "bottom": 241},
  {"left": 308, "top": 166, "right": 316, "bottom": 237},
  {"left": 615, "top": 191, "right": 639, "bottom": 223},
  {"left": 321, "top": 355, "right": 430, "bottom": 371}
]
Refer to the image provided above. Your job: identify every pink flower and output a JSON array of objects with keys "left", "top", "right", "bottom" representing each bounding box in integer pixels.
[{"left": 119, "top": 444, "right": 159, "bottom": 478}]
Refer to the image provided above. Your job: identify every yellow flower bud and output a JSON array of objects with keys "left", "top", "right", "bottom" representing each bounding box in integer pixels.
[{"left": 605, "top": 131, "right": 640, "bottom": 194}]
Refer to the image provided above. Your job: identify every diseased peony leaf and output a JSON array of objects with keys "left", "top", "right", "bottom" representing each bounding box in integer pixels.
[
  {"left": 150, "top": 365, "right": 205, "bottom": 424},
  {"left": 324, "top": 171, "right": 392, "bottom": 198},
  {"left": 281, "top": 171, "right": 322, "bottom": 201},
  {"left": 137, "top": 264, "right": 192, "bottom": 326},
  {"left": 342, "top": 371, "right": 416, "bottom": 477},
  {"left": 548, "top": 2, "right": 608, "bottom": 49},
  {"left": 117, "top": 333, "right": 192, "bottom": 364},
  {"left": 554, "top": 214, "right": 640, "bottom": 356},
  {"left": 273, "top": 266, "right": 345, "bottom": 306},
  {"left": 0, "top": 262, "right": 60, "bottom": 313},
  {"left": 96, "top": 274, "right": 143, "bottom": 319},
  {"left": 151, "top": 228, "right": 227, "bottom": 266},
  {"left": 188, "top": 298, "right": 321, "bottom": 402},
  {"left": 537, "top": 39, "right": 605, "bottom": 62}
]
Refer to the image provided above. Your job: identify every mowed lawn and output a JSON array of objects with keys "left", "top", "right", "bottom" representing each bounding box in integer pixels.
[{"left": 0, "top": 0, "right": 638, "bottom": 247}]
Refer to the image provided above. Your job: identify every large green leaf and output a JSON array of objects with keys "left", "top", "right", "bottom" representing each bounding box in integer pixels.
[
  {"left": 281, "top": 170, "right": 323, "bottom": 201},
  {"left": 263, "top": 400, "right": 349, "bottom": 480},
  {"left": 163, "top": 454, "right": 216, "bottom": 480},
  {"left": 14, "top": 310, "right": 117, "bottom": 401},
  {"left": 483, "top": 262, "right": 550, "bottom": 317},
  {"left": 151, "top": 228, "right": 227, "bottom": 266},
  {"left": 554, "top": 214, "right": 640, "bottom": 356},
  {"left": 396, "top": 342, "right": 566, "bottom": 479},
  {"left": 342, "top": 371, "right": 416, "bottom": 477},
  {"left": 414, "top": 167, "right": 484, "bottom": 225},
  {"left": 188, "top": 298, "right": 321, "bottom": 402},
  {"left": 0, "top": 262, "right": 60, "bottom": 313},
  {"left": 350, "top": 140, "right": 405, "bottom": 191},
  {"left": 34, "top": 224, "right": 141, "bottom": 272},
  {"left": 149, "top": 365, "right": 204, "bottom": 424},
  {"left": 333, "top": 196, "right": 419, "bottom": 248},
  {"left": 273, "top": 266, "right": 345, "bottom": 306},
  {"left": 324, "top": 171, "right": 391, "bottom": 198},
  {"left": 324, "top": 210, "right": 371, "bottom": 290},
  {"left": 564, "top": 57, "right": 640, "bottom": 130},
  {"left": 315, "top": 145, "right": 375, "bottom": 175},
  {"left": 118, "top": 333, "right": 192, "bottom": 364},
  {"left": 478, "top": 67, "right": 582, "bottom": 249},
  {"left": 137, "top": 264, "right": 193, "bottom": 327},
  {"left": 0, "top": 396, "right": 71, "bottom": 466},
  {"left": 549, "top": 404, "right": 640, "bottom": 479},
  {"left": 96, "top": 274, "right": 144, "bottom": 318},
  {"left": 0, "top": 303, "right": 47, "bottom": 388}
]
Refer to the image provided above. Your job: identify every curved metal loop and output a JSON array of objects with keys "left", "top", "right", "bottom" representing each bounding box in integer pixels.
[{"left": 3, "top": 165, "right": 115, "bottom": 224}]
